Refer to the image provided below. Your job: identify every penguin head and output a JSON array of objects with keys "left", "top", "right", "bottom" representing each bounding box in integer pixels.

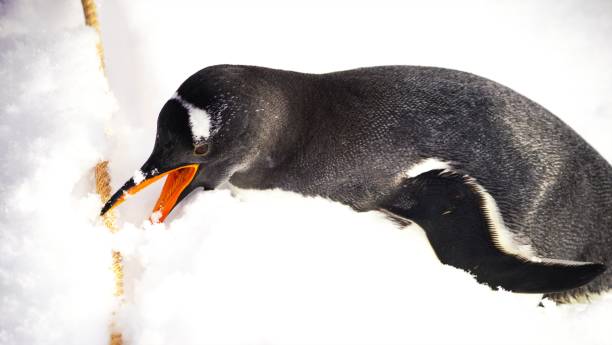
[{"left": 101, "top": 65, "right": 282, "bottom": 222}]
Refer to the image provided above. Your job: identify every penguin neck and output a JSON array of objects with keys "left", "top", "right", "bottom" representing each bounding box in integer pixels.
[{"left": 230, "top": 73, "right": 316, "bottom": 189}]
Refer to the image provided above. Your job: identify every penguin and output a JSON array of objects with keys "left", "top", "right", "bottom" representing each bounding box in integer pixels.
[{"left": 101, "top": 65, "right": 611, "bottom": 302}]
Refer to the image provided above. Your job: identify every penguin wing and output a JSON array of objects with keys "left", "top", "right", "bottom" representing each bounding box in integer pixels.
[{"left": 380, "top": 169, "right": 606, "bottom": 294}]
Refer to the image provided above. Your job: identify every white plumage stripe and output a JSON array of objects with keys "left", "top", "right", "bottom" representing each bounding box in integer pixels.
[{"left": 172, "top": 92, "right": 212, "bottom": 142}]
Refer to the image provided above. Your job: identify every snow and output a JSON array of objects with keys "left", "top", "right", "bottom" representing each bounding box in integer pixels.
[
  {"left": 0, "top": 2, "right": 117, "bottom": 344},
  {"left": 1, "top": 1, "right": 612, "bottom": 345},
  {"left": 133, "top": 170, "right": 145, "bottom": 184},
  {"left": 115, "top": 189, "right": 612, "bottom": 345}
]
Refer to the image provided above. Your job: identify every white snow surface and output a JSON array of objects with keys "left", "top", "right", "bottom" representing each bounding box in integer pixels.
[
  {"left": 0, "top": 2, "right": 116, "bottom": 344},
  {"left": 1, "top": 1, "right": 612, "bottom": 345},
  {"left": 133, "top": 169, "right": 145, "bottom": 184}
]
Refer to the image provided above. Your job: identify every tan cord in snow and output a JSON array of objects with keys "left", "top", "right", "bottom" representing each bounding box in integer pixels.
[
  {"left": 80, "top": 0, "right": 106, "bottom": 71},
  {"left": 95, "top": 162, "right": 124, "bottom": 296},
  {"left": 81, "top": 1, "right": 123, "bottom": 344}
]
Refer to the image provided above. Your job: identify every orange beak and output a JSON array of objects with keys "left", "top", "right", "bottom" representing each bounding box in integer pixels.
[{"left": 101, "top": 164, "right": 199, "bottom": 223}]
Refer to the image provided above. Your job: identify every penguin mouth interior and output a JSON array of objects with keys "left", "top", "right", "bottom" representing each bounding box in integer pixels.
[{"left": 102, "top": 164, "right": 199, "bottom": 223}]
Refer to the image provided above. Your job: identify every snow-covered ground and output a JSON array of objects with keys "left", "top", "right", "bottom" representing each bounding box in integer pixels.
[{"left": 1, "top": 1, "right": 612, "bottom": 344}]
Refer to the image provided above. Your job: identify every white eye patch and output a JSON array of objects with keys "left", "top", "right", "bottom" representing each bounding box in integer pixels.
[{"left": 172, "top": 92, "right": 211, "bottom": 143}]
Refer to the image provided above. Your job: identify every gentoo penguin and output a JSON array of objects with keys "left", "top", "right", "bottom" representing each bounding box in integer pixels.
[{"left": 101, "top": 65, "right": 611, "bottom": 302}]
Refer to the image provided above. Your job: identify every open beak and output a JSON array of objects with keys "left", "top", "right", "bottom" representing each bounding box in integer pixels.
[{"left": 100, "top": 164, "right": 199, "bottom": 223}]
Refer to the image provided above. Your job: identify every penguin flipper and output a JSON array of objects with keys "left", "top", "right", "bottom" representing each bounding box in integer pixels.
[{"left": 380, "top": 170, "right": 607, "bottom": 294}]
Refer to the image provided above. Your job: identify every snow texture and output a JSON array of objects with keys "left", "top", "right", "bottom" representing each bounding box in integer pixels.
[
  {"left": 1, "top": 0, "right": 612, "bottom": 344},
  {"left": 133, "top": 169, "right": 145, "bottom": 184},
  {"left": 0, "top": 1, "right": 117, "bottom": 344}
]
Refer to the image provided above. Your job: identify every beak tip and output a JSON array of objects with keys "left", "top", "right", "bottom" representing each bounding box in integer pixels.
[{"left": 100, "top": 204, "right": 110, "bottom": 216}]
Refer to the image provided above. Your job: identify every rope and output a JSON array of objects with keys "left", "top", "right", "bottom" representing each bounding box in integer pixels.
[
  {"left": 81, "top": 1, "right": 123, "bottom": 344},
  {"left": 95, "top": 161, "right": 118, "bottom": 232},
  {"left": 95, "top": 162, "right": 124, "bottom": 296},
  {"left": 80, "top": 0, "right": 105, "bottom": 71}
]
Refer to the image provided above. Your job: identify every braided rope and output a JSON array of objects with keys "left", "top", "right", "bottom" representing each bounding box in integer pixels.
[
  {"left": 81, "top": 1, "right": 123, "bottom": 344},
  {"left": 80, "top": 0, "right": 105, "bottom": 71},
  {"left": 95, "top": 162, "right": 124, "bottom": 296},
  {"left": 95, "top": 161, "right": 118, "bottom": 232}
]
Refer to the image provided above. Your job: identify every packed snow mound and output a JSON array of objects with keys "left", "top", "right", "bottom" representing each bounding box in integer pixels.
[
  {"left": 0, "top": 2, "right": 117, "bottom": 344},
  {"left": 2, "top": 0, "right": 612, "bottom": 345},
  {"left": 116, "top": 189, "right": 612, "bottom": 345}
]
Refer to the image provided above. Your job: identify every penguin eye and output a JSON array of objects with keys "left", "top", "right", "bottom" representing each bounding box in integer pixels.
[{"left": 193, "top": 143, "right": 210, "bottom": 156}]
